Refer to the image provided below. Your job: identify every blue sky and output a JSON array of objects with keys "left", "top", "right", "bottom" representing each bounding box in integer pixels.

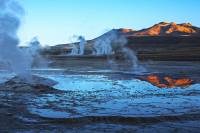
[{"left": 18, "top": 0, "right": 200, "bottom": 46}]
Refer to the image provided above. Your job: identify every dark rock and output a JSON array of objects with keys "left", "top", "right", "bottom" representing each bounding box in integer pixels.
[{"left": 0, "top": 75, "right": 59, "bottom": 93}]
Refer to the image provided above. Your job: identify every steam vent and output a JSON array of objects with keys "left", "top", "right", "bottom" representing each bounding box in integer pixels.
[{"left": 0, "top": 0, "right": 200, "bottom": 132}]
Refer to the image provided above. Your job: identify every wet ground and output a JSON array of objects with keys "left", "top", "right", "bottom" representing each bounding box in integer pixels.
[{"left": 0, "top": 60, "right": 200, "bottom": 132}]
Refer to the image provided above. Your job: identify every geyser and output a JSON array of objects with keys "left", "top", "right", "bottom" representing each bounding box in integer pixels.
[
  {"left": 70, "top": 35, "right": 86, "bottom": 55},
  {"left": 78, "top": 36, "right": 86, "bottom": 55},
  {"left": 92, "top": 30, "right": 118, "bottom": 55},
  {"left": 27, "top": 37, "right": 42, "bottom": 57},
  {"left": 0, "top": 0, "right": 32, "bottom": 81},
  {"left": 26, "top": 37, "right": 47, "bottom": 67},
  {"left": 93, "top": 29, "right": 145, "bottom": 73}
]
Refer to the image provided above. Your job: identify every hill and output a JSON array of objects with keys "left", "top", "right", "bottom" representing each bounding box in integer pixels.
[
  {"left": 118, "top": 22, "right": 200, "bottom": 36},
  {"left": 44, "top": 22, "right": 200, "bottom": 61}
]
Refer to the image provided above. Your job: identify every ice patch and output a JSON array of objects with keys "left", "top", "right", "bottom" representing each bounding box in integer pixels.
[{"left": 30, "top": 108, "right": 69, "bottom": 118}]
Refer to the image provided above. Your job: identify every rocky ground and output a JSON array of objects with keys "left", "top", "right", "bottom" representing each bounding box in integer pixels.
[{"left": 0, "top": 60, "right": 200, "bottom": 132}]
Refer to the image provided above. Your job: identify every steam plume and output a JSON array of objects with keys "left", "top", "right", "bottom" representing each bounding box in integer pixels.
[
  {"left": 0, "top": 0, "right": 32, "bottom": 80},
  {"left": 70, "top": 35, "right": 86, "bottom": 55},
  {"left": 93, "top": 29, "right": 145, "bottom": 73}
]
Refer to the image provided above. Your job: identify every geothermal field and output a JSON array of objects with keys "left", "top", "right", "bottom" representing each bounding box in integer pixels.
[
  {"left": 1, "top": 60, "right": 200, "bottom": 132},
  {"left": 1, "top": 0, "right": 200, "bottom": 133}
]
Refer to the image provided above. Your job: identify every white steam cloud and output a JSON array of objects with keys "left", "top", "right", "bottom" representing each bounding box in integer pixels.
[
  {"left": 26, "top": 37, "right": 48, "bottom": 68},
  {"left": 0, "top": 0, "right": 33, "bottom": 80},
  {"left": 93, "top": 30, "right": 127, "bottom": 55},
  {"left": 70, "top": 35, "right": 86, "bottom": 55},
  {"left": 93, "top": 29, "right": 146, "bottom": 73}
]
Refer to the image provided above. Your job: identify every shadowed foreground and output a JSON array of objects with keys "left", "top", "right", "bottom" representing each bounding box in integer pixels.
[{"left": 0, "top": 60, "right": 200, "bottom": 132}]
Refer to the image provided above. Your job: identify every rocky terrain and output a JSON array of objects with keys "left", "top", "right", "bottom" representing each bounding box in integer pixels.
[
  {"left": 119, "top": 22, "right": 200, "bottom": 36},
  {"left": 1, "top": 64, "right": 200, "bottom": 132}
]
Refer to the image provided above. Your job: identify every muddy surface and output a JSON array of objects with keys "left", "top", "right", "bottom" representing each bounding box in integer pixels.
[{"left": 0, "top": 60, "right": 200, "bottom": 132}]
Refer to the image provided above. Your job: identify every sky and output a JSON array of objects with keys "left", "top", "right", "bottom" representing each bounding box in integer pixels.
[{"left": 18, "top": 0, "right": 200, "bottom": 46}]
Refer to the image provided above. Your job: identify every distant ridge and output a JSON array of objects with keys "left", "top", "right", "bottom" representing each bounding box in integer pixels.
[
  {"left": 117, "top": 22, "right": 200, "bottom": 37},
  {"left": 47, "top": 22, "right": 200, "bottom": 61}
]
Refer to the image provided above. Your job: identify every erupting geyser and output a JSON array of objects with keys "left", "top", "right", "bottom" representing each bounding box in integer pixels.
[
  {"left": 70, "top": 35, "right": 86, "bottom": 55},
  {"left": 68, "top": 30, "right": 146, "bottom": 73},
  {"left": 92, "top": 30, "right": 120, "bottom": 55},
  {"left": 0, "top": 0, "right": 33, "bottom": 81},
  {"left": 78, "top": 36, "right": 86, "bottom": 55},
  {"left": 93, "top": 30, "right": 146, "bottom": 73},
  {"left": 27, "top": 37, "right": 42, "bottom": 56},
  {"left": 26, "top": 37, "right": 48, "bottom": 67}
]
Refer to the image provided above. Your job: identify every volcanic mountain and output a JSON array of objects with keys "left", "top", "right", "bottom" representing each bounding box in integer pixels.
[
  {"left": 118, "top": 22, "right": 200, "bottom": 37},
  {"left": 86, "top": 22, "right": 200, "bottom": 61},
  {"left": 44, "top": 22, "right": 200, "bottom": 61}
]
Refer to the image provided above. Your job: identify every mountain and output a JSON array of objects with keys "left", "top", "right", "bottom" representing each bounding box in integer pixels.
[
  {"left": 118, "top": 22, "right": 200, "bottom": 37},
  {"left": 44, "top": 22, "right": 200, "bottom": 61},
  {"left": 89, "top": 22, "right": 200, "bottom": 61}
]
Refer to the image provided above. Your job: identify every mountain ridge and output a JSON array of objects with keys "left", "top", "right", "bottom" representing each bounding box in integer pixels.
[{"left": 117, "top": 22, "right": 200, "bottom": 37}]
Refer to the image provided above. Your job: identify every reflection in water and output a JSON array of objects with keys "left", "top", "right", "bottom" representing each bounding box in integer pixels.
[
  {"left": 1, "top": 68, "right": 200, "bottom": 132},
  {"left": 24, "top": 71, "right": 200, "bottom": 119}
]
